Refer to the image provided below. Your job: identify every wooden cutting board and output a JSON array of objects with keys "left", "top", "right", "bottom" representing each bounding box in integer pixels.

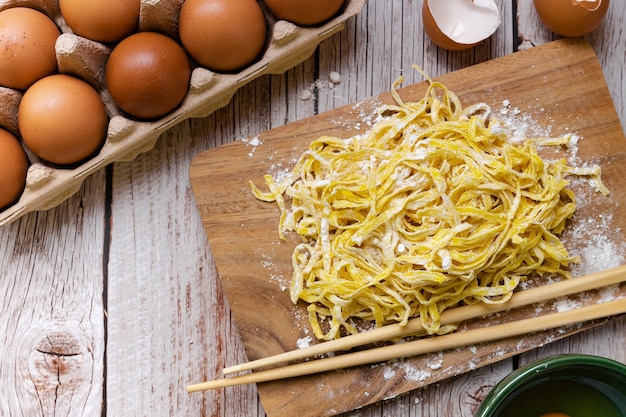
[{"left": 189, "top": 39, "right": 626, "bottom": 417}]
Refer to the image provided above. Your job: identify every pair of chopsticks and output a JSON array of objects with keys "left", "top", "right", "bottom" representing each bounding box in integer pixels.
[{"left": 187, "top": 264, "right": 626, "bottom": 392}]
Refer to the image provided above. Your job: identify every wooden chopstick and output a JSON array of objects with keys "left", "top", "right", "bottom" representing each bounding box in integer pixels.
[
  {"left": 187, "top": 295, "right": 626, "bottom": 392},
  {"left": 187, "top": 265, "right": 626, "bottom": 392},
  {"left": 222, "top": 264, "right": 626, "bottom": 375}
]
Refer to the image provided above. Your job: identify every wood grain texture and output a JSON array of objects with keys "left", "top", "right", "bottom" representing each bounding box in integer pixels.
[
  {"left": 189, "top": 39, "right": 626, "bottom": 417},
  {"left": 0, "top": 1, "right": 624, "bottom": 417},
  {"left": 0, "top": 172, "right": 106, "bottom": 417}
]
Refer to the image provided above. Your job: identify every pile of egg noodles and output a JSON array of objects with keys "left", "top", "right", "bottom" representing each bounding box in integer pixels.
[{"left": 250, "top": 77, "right": 609, "bottom": 340}]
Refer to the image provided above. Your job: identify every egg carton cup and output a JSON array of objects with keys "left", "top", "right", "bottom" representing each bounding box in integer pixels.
[{"left": 0, "top": 0, "right": 367, "bottom": 226}]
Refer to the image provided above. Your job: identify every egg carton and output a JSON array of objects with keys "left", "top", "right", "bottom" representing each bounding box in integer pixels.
[{"left": 0, "top": 0, "right": 367, "bottom": 226}]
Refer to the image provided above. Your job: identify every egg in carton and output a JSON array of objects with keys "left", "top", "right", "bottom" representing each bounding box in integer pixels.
[{"left": 0, "top": 0, "right": 366, "bottom": 226}]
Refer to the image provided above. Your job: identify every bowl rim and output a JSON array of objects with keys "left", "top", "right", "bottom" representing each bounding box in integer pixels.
[{"left": 474, "top": 354, "right": 626, "bottom": 417}]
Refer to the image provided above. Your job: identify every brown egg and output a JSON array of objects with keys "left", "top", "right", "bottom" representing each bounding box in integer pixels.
[
  {"left": 59, "top": 0, "right": 140, "bottom": 43},
  {"left": 0, "top": 128, "right": 28, "bottom": 208},
  {"left": 106, "top": 32, "right": 191, "bottom": 119},
  {"left": 533, "top": 0, "right": 609, "bottom": 37},
  {"left": 264, "top": 0, "right": 345, "bottom": 26},
  {"left": 0, "top": 7, "right": 60, "bottom": 90},
  {"left": 179, "top": 0, "right": 267, "bottom": 72},
  {"left": 18, "top": 74, "right": 108, "bottom": 165}
]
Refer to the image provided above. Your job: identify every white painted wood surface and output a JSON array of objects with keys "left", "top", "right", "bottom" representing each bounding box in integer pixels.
[{"left": 1, "top": 1, "right": 624, "bottom": 416}]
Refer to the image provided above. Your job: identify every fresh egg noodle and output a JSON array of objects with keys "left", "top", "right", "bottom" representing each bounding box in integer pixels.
[{"left": 250, "top": 78, "right": 609, "bottom": 340}]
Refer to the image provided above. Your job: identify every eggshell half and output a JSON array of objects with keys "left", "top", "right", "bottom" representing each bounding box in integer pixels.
[{"left": 423, "top": 0, "right": 501, "bottom": 50}]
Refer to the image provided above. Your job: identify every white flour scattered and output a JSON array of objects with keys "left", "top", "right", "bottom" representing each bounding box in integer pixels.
[
  {"left": 534, "top": 302, "right": 547, "bottom": 314},
  {"left": 426, "top": 354, "right": 444, "bottom": 370},
  {"left": 383, "top": 367, "right": 397, "bottom": 380},
  {"left": 598, "top": 284, "right": 626, "bottom": 302},
  {"left": 296, "top": 335, "right": 313, "bottom": 349},
  {"left": 493, "top": 99, "right": 552, "bottom": 142},
  {"left": 380, "top": 359, "right": 432, "bottom": 383},
  {"left": 553, "top": 297, "right": 581, "bottom": 312},
  {"left": 565, "top": 211, "right": 626, "bottom": 277},
  {"left": 327, "top": 100, "right": 383, "bottom": 133},
  {"left": 242, "top": 135, "right": 262, "bottom": 158},
  {"left": 268, "top": 274, "right": 287, "bottom": 292},
  {"left": 248, "top": 136, "right": 261, "bottom": 147},
  {"left": 576, "top": 232, "right": 625, "bottom": 274},
  {"left": 261, "top": 252, "right": 288, "bottom": 291},
  {"left": 266, "top": 157, "right": 298, "bottom": 184}
]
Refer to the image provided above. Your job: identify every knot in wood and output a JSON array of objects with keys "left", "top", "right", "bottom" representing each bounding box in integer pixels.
[{"left": 29, "top": 327, "right": 90, "bottom": 387}]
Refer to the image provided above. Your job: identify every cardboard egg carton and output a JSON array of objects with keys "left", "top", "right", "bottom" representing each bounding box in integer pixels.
[{"left": 0, "top": 0, "right": 366, "bottom": 226}]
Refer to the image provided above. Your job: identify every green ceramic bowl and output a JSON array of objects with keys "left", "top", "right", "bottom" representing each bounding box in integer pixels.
[{"left": 474, "top": 354, "right": 626, "bottom": 417}]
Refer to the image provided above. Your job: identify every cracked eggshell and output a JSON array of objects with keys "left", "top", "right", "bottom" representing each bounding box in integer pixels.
[
  {"left": 423, "top": 0, "right": 501, "bottom": 50},
  {"left": 533, "top": 0, "right": 609, "bottom": 37}
]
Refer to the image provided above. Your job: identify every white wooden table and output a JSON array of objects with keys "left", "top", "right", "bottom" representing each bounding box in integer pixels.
[{"left": 1, "top": 1, "right": 624, "bottom": 416}]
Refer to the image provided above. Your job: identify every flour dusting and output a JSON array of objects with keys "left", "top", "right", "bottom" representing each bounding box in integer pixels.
[
  {"left": 242, "top": 135, "right": 263, "bottom": 158},
  {"left": 297, "top": 335, "right": 313, "bottom": 349}
]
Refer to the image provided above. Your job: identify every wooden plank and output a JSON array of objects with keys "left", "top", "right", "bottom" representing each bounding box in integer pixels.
[
  {"left": 104, "top": 119, "right": 256, "bottom": 417},
  {"left": 189, "top": 39, "right": 626, "bottom": 416},
  {"left": 0, "top": 173, "right": 106, "bottom": 417}
]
